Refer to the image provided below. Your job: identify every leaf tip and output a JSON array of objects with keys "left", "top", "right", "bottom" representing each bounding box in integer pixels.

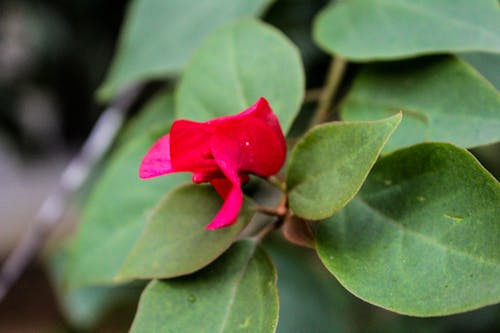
[{"left": 389, "top": 111, "right": 403, "bottom": 125}]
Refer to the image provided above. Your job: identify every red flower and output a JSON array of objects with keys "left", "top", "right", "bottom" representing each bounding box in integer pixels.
[{"left": 139, "top": 97, "right": 286, "bottom": 229}]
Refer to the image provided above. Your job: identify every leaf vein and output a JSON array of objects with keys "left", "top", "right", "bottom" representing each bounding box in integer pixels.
[{"left": 218, "top": 241, "right": 257, "bottom": 333}]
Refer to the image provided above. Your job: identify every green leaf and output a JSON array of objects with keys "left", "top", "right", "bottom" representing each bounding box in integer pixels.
[
  {"left": 340, "top": 56, "right": 500, "bottom": 153},
  {"left": 130, "top": 240, "right": 278, "bottom": 333},
  {"left": 47, "top": 246, "right": 142, "bottom": 330},
  {"left": 287, "top": 114, "right": 401, "bottom": 220},
  {"left": 117, "top": 90, "right": 174, "bottom": 146},
  {"left": 68, "top": 133, "right": 189, "bottom": 287},
  {"left": 176, "top": 19, "right": 304, "bottom": 134},
  {"left": 316, "top": 143, "right": 500, "bottom": 316},
  {"left": 313, "top": 0, "right": 500, "bottom": 61},
  {"left": 117, "top": 184, "right": 256, "bottom": 281},
  {"left": 97, "top": 0, "right": 274, "bottom": 101},
  {"left": 460, "top": 53, "right": 500, "bottom": 90}
]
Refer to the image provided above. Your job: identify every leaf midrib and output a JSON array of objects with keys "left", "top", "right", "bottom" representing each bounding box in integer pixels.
[{"left": 218, "top": 241, "right": 257, "bottom": 333}]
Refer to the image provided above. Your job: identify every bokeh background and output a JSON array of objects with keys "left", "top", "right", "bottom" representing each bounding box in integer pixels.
[{"left": 0, "top": 0, "right": 127, "bottom": 331}]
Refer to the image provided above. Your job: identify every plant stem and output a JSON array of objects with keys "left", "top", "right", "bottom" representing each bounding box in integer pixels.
[
  {"left": 266, "top": 175, "right": 286, "bottom": 192},
  {"left": 255, "top": 221, "right": 280, "bottom": 241},
  {"left": 255, "top": 193, "right": 287, "bottom": 218},
  {"left": 309, "top": 56, "right": 347, "bottom": 127},
  {"left": 254, "top": 195, "right": 288, "bottom": 241},
  {"left": 255, "top": 205, "right": 286, "bottom": 217},
  {"left": 304, "top": 88, "right": 322, "bottom": 103}
]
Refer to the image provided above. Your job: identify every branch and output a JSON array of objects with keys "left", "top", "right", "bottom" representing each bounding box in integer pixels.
[
  {"left": 254, "top": 195, "right": 288, "bottom": 241},
  {"left": 304, "top": 88, "right": 322, "bottom": 103},
  {"left": 0, "top": 84, "right": 143, "bottom": 302},
  {"left": 309, "top": 56, "right": 347, "bottom": 127},
  {"left": 266, "top": 175, "right": 286, "bottom": 192}
]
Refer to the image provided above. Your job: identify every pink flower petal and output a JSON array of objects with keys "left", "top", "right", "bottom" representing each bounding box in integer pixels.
[
  {"left": 169, "top": 120, "right": 219, "bottom": 173},
  {"left": 209, "top": 98, "right": 283, "bottom": 137},
  {"left": 212, "top": 117, "right": 286, "bottom": 176},
  {"left": 206, "top": 153, "right": 243, "bottom": 230},
  {"left": 210, "top": 177, "right": 233, "bottom": 199},
  {"left": 139, "top": 97, "right": 287, "bottom": 231},
  {"left": 139, "top": 135, "right": 174, "bottom": 179},
  {"left": 192, "top": 170, "right": 225, "bottom": 184},
  {"left": 241, "top": 97, "right": 284, "bottom": 135},
  {"left": 209, "top": 174, "right": 249, "bottom": 198},
  {"left": 205, "top": 183, "right": 242, "bottom": 230}
]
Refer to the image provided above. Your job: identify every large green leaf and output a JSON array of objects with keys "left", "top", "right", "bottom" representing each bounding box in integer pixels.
[
  {"left": 176, "top": 19, "right": 304, "bottom": 134},
  {"left": 313, "top": 0, "right": 500, "bottom": 61},
  {"left": 117, "top": 184, "right": 255, "bottom": 280},
  {"left": 341, "top": 56, "right": 500, "bottom": 153},
  {"left": 68, "top": 132, "right": 189, "bottom": 287},
  {"left": 266, "top": 240, "right": 500, "bottom": 333},
  {"left": 98, "top": 0, "right": 274, "bottom": 100},
  {"left": 287, "top": 114, "right": 401, "bottom": 220},
  {"left": 316, "top": 143, "right": 500, "bottom": 316},
  {"left": 130, "top": 240, "right": 278, "bottom": 333}
]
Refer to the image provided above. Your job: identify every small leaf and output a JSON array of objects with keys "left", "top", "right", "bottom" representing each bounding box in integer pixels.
[
  {"left": 98, "top": 0, "right": 274, "bottom": 100},
  {"left": 287, "top": 114, "right": 401, "bottom": 220},
  {"left": 316, "top": 143, "right": 500, "bottom": 316},
  {"left": 117, "top": 184, "right": 255, "bottom": 281},
  {"left": 130, "top": 240, "right": 278, "bottom": 333},
  {"left": 313, "top": 0, "right": 500, "bottom": 61},
  {"left": 176, "top": 19, "right": 304, "bottom": 134},
  {"left": 341, "top": 56, "right": 500, "bottom": 152},
  {"left": 68, "top": 132, "right": 189, "bottom": 287}
]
